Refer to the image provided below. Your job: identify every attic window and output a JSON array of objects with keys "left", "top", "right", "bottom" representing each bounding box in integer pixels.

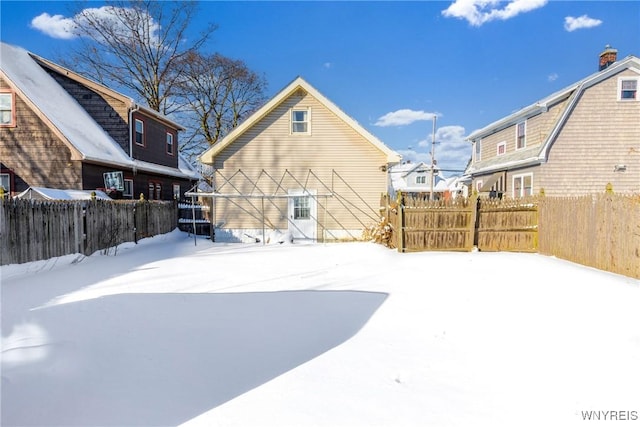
[
  {"left": 0, "top": 92, "right": 15, "bottom": 127},
  {"left": 619, "top": 78, "right": 639, "bottom": 101},
  {"left": 291, "top": 108, "right": 310, "bottom": 134}
]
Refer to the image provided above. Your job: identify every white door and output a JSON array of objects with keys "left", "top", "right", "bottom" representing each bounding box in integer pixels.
[{"left": 288, "top": 189, "right": 317, "bottom": 241}]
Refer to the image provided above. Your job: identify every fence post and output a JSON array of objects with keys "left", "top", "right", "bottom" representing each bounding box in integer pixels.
[
  {"left": 74, "top": 202, "right": 83, "bottom": 254},
  {"left": 397, "top": 192, "right": 404, "bottom": 252}
]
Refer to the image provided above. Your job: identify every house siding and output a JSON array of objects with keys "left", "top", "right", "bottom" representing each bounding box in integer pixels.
[
  {"left": 475, "top": 98, "right": 569, "bottom": 163},
  {"left": 44, "top": 69, "right": 131, "bottom": 155},
  {"left": 538, "top": 69, "right": 640, "bottom": 196},
  {"left": 211, "top": 89, "right": 389, "bottom": 238},
  {"left": 131, "top": 111, "right": 179, "bottom": 169},
  {"left": 0, "top": 77, "right": 82, "bottom": 194}
]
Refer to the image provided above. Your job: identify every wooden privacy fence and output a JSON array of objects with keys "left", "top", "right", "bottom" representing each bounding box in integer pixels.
[
  {"left": 538, "top": 194, "right": 640, "bottom": 280},
  {"left": 0, "top": 199, "right": 178, "bottom": 266},
  {"left": 379, "top": 193, "right": 476, "bottom": 252},
  {"left": 476, "top": 196, "right": 538, "bottom": 252},
  {"left": 378, "top": 192, "right": 640, "bottom": 279}
]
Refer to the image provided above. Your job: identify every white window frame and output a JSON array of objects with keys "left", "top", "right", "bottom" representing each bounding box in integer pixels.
[
  {"left": 291, "top": 108, "right": 310, "bottom": 135},
  {"left": 135, "top": 118, "right": 145, "bottom": 146},
  {"left": 173, "top": 184, "right": 181, "bottom": 200},
  {"left": 497, "top": 141, "right": 506, "bottom": 156},
  {"left": 475, "top": 180, "right": 483, "bottom": 193},
  {"left": 516, "top": 121, "right": 526, "bottom": 150},
  {"left": 474, "top": 139, "right": 482, "bottom": 162},
  {"left": 0, "top": 91, "right": 15, "bottom": 127},
  {"left": 123, "top": 179, "right": 134, "bottom": 198},
  {"left": 618, "top": 77, "right": 639, "bottom": 101},
  {"left": 166, "top": 132, "right": 174, "bottom": 155},
  {"left": 415, "top": 175, "right": 426, "bottom": 184},
  {"left": 512, "top": 173, "right": 533, "bottom": 198}
]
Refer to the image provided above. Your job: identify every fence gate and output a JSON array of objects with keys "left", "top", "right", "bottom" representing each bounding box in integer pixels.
[
  {"left": 396, "top": 193, "right": 477, "bottom": 252},
  {"left": 476, "top": 197, "right": 538, "bottom": 252}
]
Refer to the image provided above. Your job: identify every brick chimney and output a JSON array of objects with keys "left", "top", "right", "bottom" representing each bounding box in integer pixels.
[{"left": 599, "top": 44, "right": 618, "bottom": 71}]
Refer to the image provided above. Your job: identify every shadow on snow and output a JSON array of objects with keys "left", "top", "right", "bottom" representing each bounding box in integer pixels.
[{"left": 2, "top": 290, "right": 387, "bottom": 426}]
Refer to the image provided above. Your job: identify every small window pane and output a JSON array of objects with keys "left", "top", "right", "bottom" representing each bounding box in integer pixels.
[
  {"left": 621, "top": 80, "right": 637, "bottom": 90},
  {"left": 0, "top": 93, "right": 11, "bottom": 109},
  {"left": 293, "top": 196, "right": 310, "bottom": 220}
]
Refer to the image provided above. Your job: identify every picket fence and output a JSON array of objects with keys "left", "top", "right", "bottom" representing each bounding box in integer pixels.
[{"left": 0, "top": 199, "right": 178, "bottom": 266}]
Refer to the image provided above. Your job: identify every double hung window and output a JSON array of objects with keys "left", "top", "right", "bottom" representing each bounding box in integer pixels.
[
  {"left": 513, "top": 174, "right": 533, "bottom": 198},
  {"left": 291, "top": 109, "right": 309, "bottom": 134},
  {"left": 619, "top": 78, "right": 638, "bottom": 100},
  {"left": 516, "top": 122, "right": 526, "bottom": 150},
  {"left": 0, "top": 92, "right": 15, "bottom": 127}
]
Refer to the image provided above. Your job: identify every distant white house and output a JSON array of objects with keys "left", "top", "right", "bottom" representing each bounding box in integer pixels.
[{"left": 388, "top": 161, "right": 467, "bottom": 199}]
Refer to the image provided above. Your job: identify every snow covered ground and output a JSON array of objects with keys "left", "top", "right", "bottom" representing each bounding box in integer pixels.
[{"left": 2, "top": 230, "right": 639, "bottom": 427}]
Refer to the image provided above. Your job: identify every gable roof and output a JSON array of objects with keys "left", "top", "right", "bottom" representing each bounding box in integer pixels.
[
  {"left": 466, "top": 55, "right": 640, "bottom": 175},
  {"left": 0, "top": 42, "right": 195, "bottom": 179},
  {"left": 199, "top": 76, "right": 401, "bottom": 164}
]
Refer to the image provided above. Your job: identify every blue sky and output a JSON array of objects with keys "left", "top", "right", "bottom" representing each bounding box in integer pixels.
[{"left": 1, "top": 1, "right": 639, "bottom": 174}]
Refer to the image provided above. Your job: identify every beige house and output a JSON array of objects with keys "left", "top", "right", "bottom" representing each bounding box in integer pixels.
[
  {"left": 198, "top": 76, "right": 401, "bottom": 242},
  {"left": 466, "top": 46, "right": 640, "bottom": 197}
]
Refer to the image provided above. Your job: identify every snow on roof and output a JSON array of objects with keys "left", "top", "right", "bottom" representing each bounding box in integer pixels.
[
  {"left": 0, "top": 42, "right": 196, "bottom": 181},
  {"left": 15, "top": 187, "right": 112, "bottom": 200},
  {"left": 1, "top": 42, "right": 132, "bottom": 166}
]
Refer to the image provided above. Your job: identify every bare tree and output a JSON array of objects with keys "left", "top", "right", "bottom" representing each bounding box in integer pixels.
[
  {"left": 64, "top": 0, "right": 216, "bottom": 115},
  {"left": 175, "top": 52, "right": 268, "bottom": 160}
]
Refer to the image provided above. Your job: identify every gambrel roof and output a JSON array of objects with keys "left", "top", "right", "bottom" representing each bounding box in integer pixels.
[
  {"left": 0, "top": 42, "right": 198, "bottom": 180},
  {"left": 199, "top": 76, "right": 401, "bottom": 164},
  {"left": 466, "top": 55, "right": 640, "bottom": 175}
]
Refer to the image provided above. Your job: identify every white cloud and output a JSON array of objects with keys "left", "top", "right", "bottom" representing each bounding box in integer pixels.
[
  {"left": 30, "top": 6, "right": 161, "bottom": 43},
  {"left": 375, "top": 109, "right": 438, "bottom": 127},
  {"left": 547, "top": 73, "right": 558, "bottom": 82},
  {"left": 442, "top": 0, "right": 548, "bottom": 26},
  {"left": 30, "top": 13, "right": 77, "bottom": 39},
  {"left": 402, "top": 125, "right": 471, "bottom": 173},
  {"left": 564, "top": 15, "right": 602, "bottom": 32}
]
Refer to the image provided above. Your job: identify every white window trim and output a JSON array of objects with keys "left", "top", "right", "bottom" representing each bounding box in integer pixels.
[
  {"left": 135, "top": 118, "right": 145, "bottom": 146},
  {"left": 475, "top": 180, "right": 483, "bottom": 193},
  {"left": 474, "top": 139, "right": 482, "bottom": 162},
  {"left": 0, "top": 91, "right": 16, "bottom": 127},
  {"left": 516, "top": 121, "right": 526, "bottom": 150},
  {"left": 123, "top": 179, "right": 134, "bottom": 198},
  {"left": 166, "top": 132, "right": 174, "bottom": 155},
  {"left": 291, "top": 107, "right": 311, "bottom": 135},
  {"left": 512, "top": 173, "right": 533, "bottom": 198},
  {"left": 617, "top": 77, "right": 639, "bottom": 101},
  {"left": 496, "top": 141, "right": 506, "bottom": 156}
]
